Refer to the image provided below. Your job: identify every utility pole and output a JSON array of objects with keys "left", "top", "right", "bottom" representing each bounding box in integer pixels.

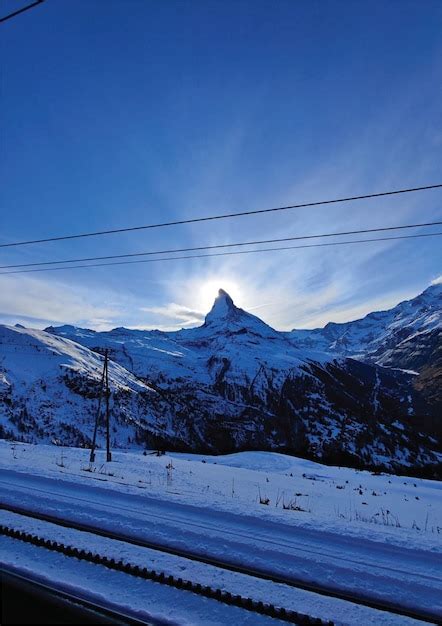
[
  {"left": 89, "top": 349, "right": 112, "bottom": 463},
  {"left": 105, "top": 349, "right": 112, "bottom": 462}
]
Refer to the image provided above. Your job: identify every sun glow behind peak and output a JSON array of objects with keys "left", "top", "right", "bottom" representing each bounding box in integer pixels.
[{"left": 197, "top": 279, "right": 242, "bottom": 313}]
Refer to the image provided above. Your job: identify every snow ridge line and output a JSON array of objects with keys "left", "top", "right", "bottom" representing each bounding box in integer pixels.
[{"left": 0, "top": 524, "right": 332, "bottom": 626}]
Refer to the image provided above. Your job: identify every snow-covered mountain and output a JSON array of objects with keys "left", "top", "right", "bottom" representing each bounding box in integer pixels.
[
  {"left": 47, "top": 289, "right": 334, "bottom": 390},
  {"left": 289, "top": 284, "right": 441, "bottom": 365},
  {"left": 290, "top": 283, "right": 442, "bottom": 426},
  {"left": 1, "top": 287, "right": 441, "bottom": 475},
  {"left": 0, "top": 289, "right": 441, "bottom": 471}
]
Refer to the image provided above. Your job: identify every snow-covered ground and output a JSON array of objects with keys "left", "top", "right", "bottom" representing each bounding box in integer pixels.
[{"left": 1, "top": 441, "right": 441, "bottom": 625}]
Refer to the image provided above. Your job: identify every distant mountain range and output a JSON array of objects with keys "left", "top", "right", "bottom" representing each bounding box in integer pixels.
[
  {"left": 290, "top": 284, "right": 441, "bottom": 417},
  {"left": 289, "top": 284, "right": 440, "bottom": 365},
  {"left": 0, "top": 284, "right": 440, "bottom": 476}
]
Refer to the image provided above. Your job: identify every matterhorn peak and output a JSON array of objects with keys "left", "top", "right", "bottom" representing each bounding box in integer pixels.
[
  {"left": 216, "top": 288, "right": 235, "bottom": 307},
  {"left": 201, "top": 288, "right": 277, "bottom": 338},
  {"left": 205, "top": 289, "right": 236, "bottom": 323}
]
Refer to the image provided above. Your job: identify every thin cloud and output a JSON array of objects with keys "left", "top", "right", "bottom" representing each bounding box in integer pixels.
[
  {"left": 297, "top": 289, "right": 422, "bottom": 329},
  {"left": 141, "top": 303, "right": 205, "bottom": 324},
  {"left": 0, "top": 275, "right": 120, "bottom": 329}
]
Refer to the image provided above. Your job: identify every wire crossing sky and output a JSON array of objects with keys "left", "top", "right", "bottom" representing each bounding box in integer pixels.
[
  {"left": 1, "top": 220, "right": 441, "bottom": 269},
  {"left": 0, "top": 0, "right": 45, "bottom": 25},
  {"left": 1, "top": 183, "right": 440, "bottom": 248},
  {"left": 1, "top": 0, "right": 441, "bottom": 331},
  {"left": 1, "top": 232, "right": 441, "bottom": 276}
]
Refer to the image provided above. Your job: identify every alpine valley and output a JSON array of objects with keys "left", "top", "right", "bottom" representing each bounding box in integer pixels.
[{"left": 1, "top": 284, "right": 441, "bottom": 477}]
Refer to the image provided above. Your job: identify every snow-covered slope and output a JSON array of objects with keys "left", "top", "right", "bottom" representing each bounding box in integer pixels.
[
  {"left": 0, "top": 324, "right": 149, "bottom": 391},
  {"left": 32, "top": 289, "right": 440, "bottom": 475},
  {"left": 0, "top": 324, "right": 157, "bottom": 446}
]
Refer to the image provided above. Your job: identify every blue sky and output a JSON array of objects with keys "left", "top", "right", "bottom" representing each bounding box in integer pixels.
[{"left": 1, "top": 0, "right": 441, "bottom": 331}]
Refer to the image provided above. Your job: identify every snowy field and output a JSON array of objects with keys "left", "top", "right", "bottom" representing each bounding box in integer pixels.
[
  {"left": 1, "top": 442, "right": 440, "bottom": 543},
  {"left": 1, "top": 441, "right": 441, "bottom": 625}
]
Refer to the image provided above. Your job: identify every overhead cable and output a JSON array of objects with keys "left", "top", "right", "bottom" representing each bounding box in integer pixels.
[
  {"left": 0, "top": 231, "right": 440, "bottom": 275},
  {"left": 1, "top": 183, "right": 441, "bottom": 248}
]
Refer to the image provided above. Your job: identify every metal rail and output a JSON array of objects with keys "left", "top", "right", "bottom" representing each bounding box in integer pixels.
[
  {"left": 1, "top": 523, "right": 328, "bottom": 625},
  {"left": 1, "top": 567, "right": 161, "bottom": 625},
  {"left": 1, "top": 503, "right": 440, "bottom": 624}
]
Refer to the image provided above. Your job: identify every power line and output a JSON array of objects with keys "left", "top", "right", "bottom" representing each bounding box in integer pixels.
[
  {"left": 1, "top": 219, "right": 441, "bottom": 270},
  {"left": 0, "top": 0, "right": 45, "bottom": 24},
  {"left": 1, "top": 183, "right": 441, "bottom": 248},
  {"left": 0, "top": 231, "right": 440, "bottom": 275}
]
